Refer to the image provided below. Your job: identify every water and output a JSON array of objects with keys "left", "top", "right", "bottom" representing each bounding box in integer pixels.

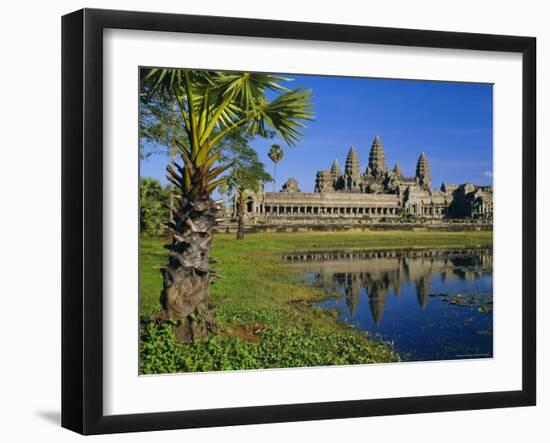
[{"left": 283, "top": 248, "right": 493, "bottom": 362}]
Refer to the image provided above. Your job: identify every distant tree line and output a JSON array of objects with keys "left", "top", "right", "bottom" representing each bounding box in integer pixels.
[{"left": 140, "top": 177, "right": 170, "bottom": 236}]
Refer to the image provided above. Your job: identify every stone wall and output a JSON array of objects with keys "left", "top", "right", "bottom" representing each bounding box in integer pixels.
[{"left": 214, "top": 219, "right": 493, "bottom": 234}]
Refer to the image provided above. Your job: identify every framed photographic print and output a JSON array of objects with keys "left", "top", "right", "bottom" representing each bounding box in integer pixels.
[{"left": 61, "top": 8, "right": 536, "bottom": 435}]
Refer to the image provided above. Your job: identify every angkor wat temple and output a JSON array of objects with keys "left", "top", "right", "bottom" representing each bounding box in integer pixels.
[{"left": 225, "top": 136, "right": 493, "bottom": 230}]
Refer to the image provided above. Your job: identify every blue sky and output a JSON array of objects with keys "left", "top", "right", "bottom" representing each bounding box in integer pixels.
[{"left": 140, "top": 73, "right": 493, "bottom": 193}]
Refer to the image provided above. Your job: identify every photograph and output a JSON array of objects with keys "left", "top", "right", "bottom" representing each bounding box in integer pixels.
[{"left": 138, "top": 68, "right": 494, "bottom": 375}]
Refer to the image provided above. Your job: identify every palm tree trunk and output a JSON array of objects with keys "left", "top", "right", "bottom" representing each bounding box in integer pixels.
[
  {"left": 160, "top": 195, "right": 217, "bottom": 342},
  {"left": 273, "top": 162, "right": 277, "bottom": 192},
  {"left": 236, "top": 191, "right": 245, "bottom": 240}
]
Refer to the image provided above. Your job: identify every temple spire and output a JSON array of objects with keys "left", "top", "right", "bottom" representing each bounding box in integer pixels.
[
  {"left": 330, "top": 158, "right": 341, "bottom": 179},
  {"left": 345, "top": 146, "right": 360, "bottom": 175},
  {"left": 393, "top": 162, "right": 403, "bottom": 178},
  {"left": 367, "top": 135, "right": 387, "bottom": 177},
  {"left": 416, "top": 152, "right": 431, "bottom": 188},
  {"left": 344, "top": 146, "right": 361, "bottom": 191}
]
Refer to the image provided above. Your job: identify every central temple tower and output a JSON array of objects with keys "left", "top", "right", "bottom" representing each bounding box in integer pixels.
[{"left": 366, "top": 135, "right": 387, "bottom": 177}]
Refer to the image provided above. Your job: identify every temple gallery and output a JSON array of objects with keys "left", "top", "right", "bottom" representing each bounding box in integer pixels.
[{"left": 223, "top": 136, "right": 493, "bottom": 230}]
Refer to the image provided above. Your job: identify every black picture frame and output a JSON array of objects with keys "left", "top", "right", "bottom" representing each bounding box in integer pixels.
[{"left": 61, "top": 8, "right": 536, "bottom": 435}]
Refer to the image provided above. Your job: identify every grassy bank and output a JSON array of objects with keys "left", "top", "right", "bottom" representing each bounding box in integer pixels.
[{"left": 140, "top": 231, "right": 492, "bottom": 374}]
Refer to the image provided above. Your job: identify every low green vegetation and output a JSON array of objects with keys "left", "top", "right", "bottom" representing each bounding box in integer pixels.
[{"left": 140, "top": 230, "right": 492, "bottom": 374}]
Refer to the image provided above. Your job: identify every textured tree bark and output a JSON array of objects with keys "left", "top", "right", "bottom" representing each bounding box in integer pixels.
[
  {"left": 236, "top": 191, "right": 245, "bottom": 240},
  {"left": 160, "top": 196, "right": 218, "bottom": 342}
]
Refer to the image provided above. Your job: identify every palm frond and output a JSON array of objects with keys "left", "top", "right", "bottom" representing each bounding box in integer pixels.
[{"left": 141, "top": 68, "right": 315, "bottom": 201}]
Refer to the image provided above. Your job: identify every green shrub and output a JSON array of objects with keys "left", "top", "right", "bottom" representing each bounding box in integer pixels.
[
  {"left": 140, "top": 178, "right": 169, "bottom": 236},
  {"left": 140, "top": 321, "right": 399, "bottom": 374}
]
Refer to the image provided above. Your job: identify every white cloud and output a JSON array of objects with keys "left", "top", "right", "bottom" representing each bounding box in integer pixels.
[{"left": 482, "top": 170, "right": 493, "bottom": 178}]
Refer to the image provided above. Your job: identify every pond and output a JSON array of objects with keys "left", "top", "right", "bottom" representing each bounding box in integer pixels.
[{"left": 283, "top": 248, "right": 493, "bottom": 362}]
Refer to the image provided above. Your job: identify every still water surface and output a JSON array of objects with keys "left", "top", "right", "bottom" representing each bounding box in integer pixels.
[{"left": 283, "top": 248, "right": 493, "bottom": 362}]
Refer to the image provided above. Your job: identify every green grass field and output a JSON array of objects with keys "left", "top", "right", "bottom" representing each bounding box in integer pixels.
[{"left": 139, "top": 230, "right": 493, "bottom": 374}]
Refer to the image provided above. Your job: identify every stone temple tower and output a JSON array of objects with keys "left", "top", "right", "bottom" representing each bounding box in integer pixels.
[
  {"left": 366, "top": 135, "right": 387, "bottom": 177},
  {"left": 330, "top": 159, "right": 341, "bottom": 181},
  {"left": 344, "top": 146, "right": 361, "bottom": 191},
  {"left": 393, "top": 162, "right": 403, "bottom": 178},
  {"left": 315, "top": 170, "right": 334, "bottom": 193},
  {"left": 416, "top": 152, "right": 431, "bottom": 189},
  {"left": 331, "top": 159, "right": 343, "bottom": 190}
]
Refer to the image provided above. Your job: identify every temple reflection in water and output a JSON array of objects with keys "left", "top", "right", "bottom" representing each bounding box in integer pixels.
[{"left": 283, "top": 248, "right": 493, "bottom": 326}]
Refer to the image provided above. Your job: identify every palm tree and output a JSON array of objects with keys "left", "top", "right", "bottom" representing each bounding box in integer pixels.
[
  {"left": 219, "top": 140, "right": 273, "bottom": 241},
  {"left": 139, "top": 177, "right": 169, "bottom": 235},
  {"left": 268, "top": 144, "right": 284, "bottom": 192},
  {"left": 141, "top": 69, "right": 314, "bottom": 342}
]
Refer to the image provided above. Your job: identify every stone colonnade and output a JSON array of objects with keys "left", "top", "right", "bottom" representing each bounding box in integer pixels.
[
  {"left": 258, "top": 203, "right": 400, "bottom": 216},
  {"left": 421, "top": 206, "right": 445, "bottom": 216},
  {"left": 473, "top": 199, "right": 493, "bottom": 216},
  {"left": 407, "top": 203, "right": 446, "bottom": 216}
]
